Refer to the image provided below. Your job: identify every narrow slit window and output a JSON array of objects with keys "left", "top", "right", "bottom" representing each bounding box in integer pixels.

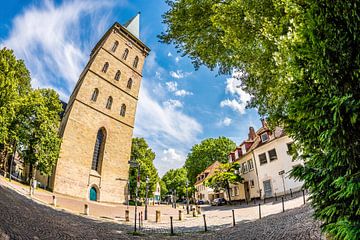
[
  {"left": 106, "top": 96, "right": 113, "bottom": 109},
  {"left": 114, "top": 70, "right": 121, "bottom": 81},
  {"left": 91, "top": 88, "right": 99, "bottom": 102},
  {"left": 122, "top": 48, "right": 129, "bottom": 60},
  {"left": 111, "top": 41, "right": 119, "bottom": 52},
  {"left": 127, "top": 78, "right": 133, "bottom": 89},
  {"left": 102, "top": 62, "right": 109, "bottom": 73},
  {"left": 120, "top": 104, "right": 126, "bottom": 117},
  {"left": 133, "top": 56, "right": 139, "bottom": 68}
]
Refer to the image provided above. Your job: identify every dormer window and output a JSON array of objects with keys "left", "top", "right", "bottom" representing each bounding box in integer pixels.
[
  {"left": 261, "top": 133, "right": 269, "bottom": 143},
  {"left": 241, "top": 144, "right": 246, "bottom": 154}
]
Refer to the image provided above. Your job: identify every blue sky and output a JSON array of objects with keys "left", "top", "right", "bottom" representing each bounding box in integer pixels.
[{"left": 0, "top": 0, "right": 261, "bottom": 176}]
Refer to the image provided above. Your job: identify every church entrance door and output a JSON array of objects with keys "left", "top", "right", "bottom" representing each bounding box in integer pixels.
[{"left": 90, "top": 187, "right": 97, "bottom": 201}]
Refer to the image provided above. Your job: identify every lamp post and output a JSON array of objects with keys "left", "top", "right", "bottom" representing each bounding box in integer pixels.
[
  {"left": 128, "top": 159, "right": 140, "bottom": 232},
  {"left": 186, "top": 180, "right": 189, "bottom": 214},
  {"left": 145, "top": 176, "right": 149, "bottom": 220}
]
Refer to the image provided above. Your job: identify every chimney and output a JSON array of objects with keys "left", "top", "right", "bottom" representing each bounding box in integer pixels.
[
  {"left": 261, "top": 118, "right": 268, "bottom": 128},
  {"left": 248, "top": 126, "right": 256, "bottom": 140}
]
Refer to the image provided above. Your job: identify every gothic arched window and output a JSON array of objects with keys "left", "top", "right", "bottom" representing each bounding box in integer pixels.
[
  {"left": 106, "top": 96, "right": 113, "bottom": 109},
  {"left": 102, "top": 62, "right": 109, "bottom": 73},
  {"left": 120, "top": 104, "right": 126, "bottom": 117},
  {"left": 133, "top": 56, "right": 139, "bottom": 68},
  {"left": 114, "top": 70, "right": 121, "bottom": 81},
  {"left": 111, "top": 41, "right": 119, "bottom": 52},
  {"left": 122, "top": 48, "right": 129, "bottom": 60},
  {"left": 91, "top": 88, "right": 99, "bottom": 101},
  {"left": 91, "top": 128, "right": 106, "bottom": 173},
  {"left": 127, "top": 78, "right": 133, "bottom": 89}
]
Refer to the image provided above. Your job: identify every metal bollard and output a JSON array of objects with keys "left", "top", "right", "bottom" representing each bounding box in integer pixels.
[
  {"left": 290, "top": 189, "right": 293, "bottom": 198},
  {"left": 179, "top": 210, "right": 183, "bottom": 221},
  {"left": 282, "top": 197, "right": 285, "bottom": 212},
  {"left": 258, "top": 203, "right": 261, "bottom": 219},
  {"left": 203, "top": 214, "right": 207, "bottom": 232},
  {"left": 156, "top": 210, "right": 161, "bottom": 223},
  {"left": 302, "top": 189, "right": 306, "bottom": 204},
  {"left": 138, "top": 212, "right": 141, "bottom": 229},
  {"left": 232, "top": 210, "right": 235, "bottom": 227},
  {"left": 125, "top": 210, "right": 130, "bottom": 222},
  {"left": 170, "top": 216, "right": 174, "bottom": 235},
  {"left": 193, "top": 208, "right": 197, "bottom": 217},
  {"left": 84, "top": 204, "right": 89, "bottom": 215},
  {"left": 141, "top": 212, "right": 143, "bottom": 227},
  {"left": 52, "top": 195, "right": 57, "bottom": 207}
]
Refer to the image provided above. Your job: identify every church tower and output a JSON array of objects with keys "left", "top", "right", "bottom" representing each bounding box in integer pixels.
[{"left": 50, "top": 14, "right": 150, "bottom": 203}]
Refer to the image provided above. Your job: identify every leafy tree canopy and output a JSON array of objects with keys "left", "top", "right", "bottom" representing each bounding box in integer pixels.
[
  {"left": 205, "top": 162, "right": 242, "bottom": 203},
  {"left": 185, "top": 137, "right": 236, "bottom": 184},
  {"left": 161, "top": 167, "right": 189, "bottom": 199},
  {"left": 129, "top": 137, "right": 159, "bottom": 199},
  {"left": 161, "top": 0, "right": 360, "bottom": 238}
]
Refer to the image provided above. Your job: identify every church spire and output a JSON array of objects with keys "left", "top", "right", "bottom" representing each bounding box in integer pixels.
[{"left": 124, "top": 12, "right": 140, "bottom": 39}]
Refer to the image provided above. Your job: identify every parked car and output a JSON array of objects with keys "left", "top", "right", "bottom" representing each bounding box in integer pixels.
[
  {"left": 196, "top": 200, "right": 205, "bottom": 205},
  {"left": 211, "top": 198, "right": 227, "bottom": 206}
]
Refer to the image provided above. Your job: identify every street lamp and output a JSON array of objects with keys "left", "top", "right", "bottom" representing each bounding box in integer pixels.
[
  {"left": 145, "top": 176, "right": 149, "bottom": 220},
  {"left": 186, "top": 180, "right": 189, "bottom": 214},
  {"left": 128, "top": 158, "right": 140, "bottom": 232}
]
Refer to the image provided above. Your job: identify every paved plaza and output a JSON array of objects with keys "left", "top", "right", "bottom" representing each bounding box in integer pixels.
[{"left": 0, "top": 177, "right": 323, "bottom": 239}]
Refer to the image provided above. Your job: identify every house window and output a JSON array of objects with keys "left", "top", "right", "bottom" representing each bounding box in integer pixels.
[
  {"left": 111, "top": 41, "right": 119, "bottom": 52},
  {"left": 247, "top": 159, "right": 254, "bottom": 170},
  {"left": 287, "top": 142, "right": 294, "bottom": 153},
  {"left": 241, "top": 144, "right": 246, "bottom": 154},
  {"left": 261, "top": 133, "right": 268, "bottom": 143},
  {"left": 122, "top": 48, "right": 129, "bottom": 60},
  {"left": 234, "top": 187, "right": 239, "bottom": 196},
  {"left": 106, "top": 96, "right": 113, "bottom": 109},
  {"left": 127, "top": 78, "right": 133, "bottom": 89},
  {"left": 268, "top": 149, "right": 278, "bottom": 161},
  {"left": 230, "top": 188, "right": 233, "bottom": 197},
  {"left": 242, "top": 162, "right": 248, "bottom": 173},
  {"left": 120, "top": 104, "right": 126, "bottom": 117},
  {"left": 102, "top": 62, "right": 109, "bottom": 73},
  {"left": 91, "top": 128, "right": 106, "bottom": 173},
  {"left": 259, "top": 153, "right": 267, "bottom": 165},
  {"left": 133, "top": 56, "right": 139, "bottom": 68},
  {"left": 91, "top": 88, "right": 99, "bottom": 102},
  {"left": 114, "top": 70, "right": 121, "bottom": 81},
  {"left": 250, "top": 180, "right": 255, "bottom": 187}
]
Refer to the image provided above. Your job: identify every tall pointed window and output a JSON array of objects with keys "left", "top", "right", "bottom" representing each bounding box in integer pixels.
[
  {"left": 91, "top": 128, "right": 106, "bottom": 173},
  {"left": 91, "top": 88, "right": 99, "bottom": 101},
  {"left": 102, "top": 62, "right": 109, "bottom": 73},
  {"left": 114, "top": 70, "right": 121, "bottom": 81},
  {"left": 120, "top": 104, "right": 126, "bottom": 117},
  {"left": 122, "top": 48, "right": 129, "bottom": 60},
  {"left": 111, "top": 41, "right": 119, "bottom": 52},
  {"left": 133, "top": 56, "right": 139, "bottom": 68},
  {"left": 106, "top": 96, "right": 113, "bottom": 109},
  {"left": 127, "top": 78, "right": 133, "bottom": 89}
]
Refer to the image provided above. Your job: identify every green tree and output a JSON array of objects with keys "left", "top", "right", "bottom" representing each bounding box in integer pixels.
[
  {"left": 19, "top": 89, "right": 62, "bottom": 178},
  {"left": 162, "top": 167, "right": 188, "bottom": 199},
  {"left": 185, "top": 137, "right": 236, "bottom": 184},
  {"left": 129, "top": 138, "right": 159, "bottom": 200},
  {"left": 0, "top": 48, "right": 31, "bottom": 171},
  {"left": 159, "top": 179, "right": 168, "bottom": 200},
  {"left": 205, "top": 162, "right": 242, "bottom": 203},
  {"left": 161, "top": 0, "right": 360, "bottom": 238}
]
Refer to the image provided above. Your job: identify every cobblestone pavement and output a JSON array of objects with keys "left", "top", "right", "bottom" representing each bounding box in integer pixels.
[{"left": 0, "top": 183, "right": 322, "bottom": 239}]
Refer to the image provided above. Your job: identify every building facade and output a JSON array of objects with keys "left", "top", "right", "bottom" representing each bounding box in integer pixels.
[
  {"left": 50, "top": 14, "right": 150, "bottom": 203},
  {"left": 228, "top": 120, "right": 303, "bottom": 200}
]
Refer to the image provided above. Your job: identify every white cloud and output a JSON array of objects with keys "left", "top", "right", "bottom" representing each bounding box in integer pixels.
[
  {"left": 167, "top": 52, "right": 172, "bottom": 57},
  {"left": 218, "top": 117, "right": 232, "bottom": 127},
  {"left": 161, "top": 148, "right": 184, "bottom": 163},
  {"left": 175, "top": 89, "right": 193, "bottom": 97},
  {"left": 165, "top": 81, "right": 178, "bottom": 92},
  {"left": 220, "top": 69, "right": 251, "bottom": 114},
  {"left": 163, "top": 99, "right": 183, "bottom": 109},
  {"left": 1, "top": 0, "right": 117, "bottom": 101},
  {"left": 175, "top": 56, "right": 180, "bottom": 63},
  {"left": 169, "top": 70, "right": 191, "bottom": 79},
  {"left": 135, "top": 82, "right": 202, "bottom": 146}
]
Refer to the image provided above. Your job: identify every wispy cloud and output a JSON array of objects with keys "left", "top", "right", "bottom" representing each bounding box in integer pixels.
[
  {"left": 165, "top": 81, "right": 193, "bottom": 97},
  {"left": 220, "top": 69, "right": 251, "bottom": 114},
  {"left": 217, "top": 117, "right": 232, "bottom": 127},
  {"left": 175, "top": 56, "right": 180, "bottom": 63},
  {"left": 1, "top": 0, "right": 118, "bottom": 101},
  {"left": 163, "top": 99, "right": 183, "bottom": 109},
  {"left": 169, "top": 70, "right": 191, "bottom": 79}
]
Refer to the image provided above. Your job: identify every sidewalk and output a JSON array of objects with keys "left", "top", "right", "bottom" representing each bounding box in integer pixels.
[{"left": 0, "top": 176, "right": 181, "bottom": 223}]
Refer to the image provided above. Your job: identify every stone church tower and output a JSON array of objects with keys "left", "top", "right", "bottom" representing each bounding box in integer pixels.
[{"left": 50, "top": 14, "right": 150, "bottom": 203}]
